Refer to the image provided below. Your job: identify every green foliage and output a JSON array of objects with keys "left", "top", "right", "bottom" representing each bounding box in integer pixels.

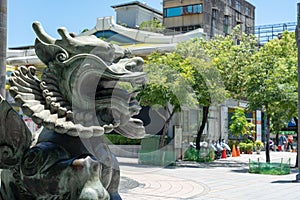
[
  {"left": 118, "top": 22, "right": 128, "bottom": 27},
  {"left": 245, "top": 31, "right": 298, "bottom": 131},
  {"left": 105, "top": 134, "right": 141, "bottom": 145},
  {"left": 245, "top": 143, "right": 254, "bottom": 151},
  {"left": 229, "top": 107, "right": 254, "bottom": 137},
  {"left": 176, "top": 26, "right": 258, "bottom": 100},
  {"left": 243, "top": 138, "right": 254, "bottom": 144},
  {"left": 254, "top": 140, "right": 264, "bottom": 150},
  {"left": 138, "top": 52, "right": 197, "bottom": 112},
  {"left": 139, "top": 19, "right": 165, "bottom": 33},
  {"left": 81, "top": 28, "right": 89, "bottom": 33},
  {"left": 238, "top": 142, "right": 246, "bottom": 152},
  {"left": 138, "top": 27, "right": 297, "bottom": 155},
  {"left": 175, "top": 39, "right": 228, "bottom": 106},
  {"left": 138, "top": 51, "right": 197, "bottom": 147},
  {"left": 184, "top": 147, "right": 214, "bottom": 162}
]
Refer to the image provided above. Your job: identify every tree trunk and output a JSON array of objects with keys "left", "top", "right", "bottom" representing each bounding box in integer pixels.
[
  {"left": 0, "top": 0, "right": 7, "bottom": 98},
  {"left": 294, "top": 116, "right": 298, "bottom": 167},
  {"left": 160, "top": 110, "right": 175, "bottom": 148},
  {"left": 196, "top": 106, "right": 209, "bottom": 150},
  {"left": 265, "top": 113, "right": 271, "bottom": 163}
]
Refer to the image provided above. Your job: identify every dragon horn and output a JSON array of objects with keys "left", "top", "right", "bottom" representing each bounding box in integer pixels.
[
  {"left": 32, "top": 21, "right": 56, "bottom": 44},
  {"left": 57, "top": 27, "right": 73, "bottom": 40}
]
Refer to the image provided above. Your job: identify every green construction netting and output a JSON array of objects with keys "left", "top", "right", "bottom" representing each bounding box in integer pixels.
[{"left": 249, "top": 159, "right": 290, "bottom": 175}]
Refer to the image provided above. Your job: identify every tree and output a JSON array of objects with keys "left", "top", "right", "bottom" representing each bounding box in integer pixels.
[
  {"left": 0, "top": 0, "right": 7, "bottom": 98},
  {"left": 245, "top": 31, "right": 298, "bottom": 162},
  {"left": 138, "top": 52, "right": 196, "bottom": 147},
  {"left": 178, "top": 26, "right": 258, "bottom": 100},
  {"left": 175, "top": 43, "right": 227, "bottom": 149},
  {"left": 140, "top": 44, "right": 227, "bottom": 150},
  {"left": 229, "top": 107, "right": 254, "bottom": 138},
  {"left": 175, "top": 26, "right": 257, "bottom": 149},
  {"left": 139, "top": 19, "right": 165, "bottom": 33}
]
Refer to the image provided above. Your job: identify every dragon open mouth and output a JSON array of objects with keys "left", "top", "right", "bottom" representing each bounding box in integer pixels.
[
  {"left": 65, "top": 55, "right": 147, "bottom": 139},
  {"left": 94, "top": 71, "right": 147, "bottom": 138}
]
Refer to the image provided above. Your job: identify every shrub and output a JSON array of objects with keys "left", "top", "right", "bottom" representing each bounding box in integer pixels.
[
  {"left": 245, "top": 143, "right": 254, "bottom": 153},
  {"left": 238, "top": 142, "right": 246, "bottom": 152},
  {"left": 184, "top": 147, "right": 215, "bottom": 162},
  {"left": 105, "top": 134, "right": 141, "bottom": 145},
  {"left": 254, "top": 140, "right": 264, "bottom": 150}
]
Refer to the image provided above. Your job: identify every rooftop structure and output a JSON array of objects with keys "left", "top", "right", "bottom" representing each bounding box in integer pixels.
[
  {"left": 79, "top": 16, "right": 206, "bottom": 56},
  {"left": 111, "top": 1, "right": 163, "bottom": 28}
]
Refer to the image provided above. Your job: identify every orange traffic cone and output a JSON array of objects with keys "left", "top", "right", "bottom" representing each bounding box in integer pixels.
[
  {"left": 232, "top": 144, "right": 237, "bottom": 157},
  {"left": 236, "top": 146, "right": 240, "bottom": 156},
  {"left": 221, "top": 148, "right": 227, "bottom": 159}
]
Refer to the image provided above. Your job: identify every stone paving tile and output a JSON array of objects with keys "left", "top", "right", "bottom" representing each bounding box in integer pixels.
[
  {"left": 119, "top": 172, "right": 208, "bottom": 200},
  {"left": 118, "top": 152, "right": 300, "bottom": 200}
]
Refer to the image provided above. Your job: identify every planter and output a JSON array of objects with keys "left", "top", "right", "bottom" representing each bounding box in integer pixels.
[
  {"left": 254, "top": 141, "right": 264, "bottom": 154},
  {"left": 244, "top": 143, "right": 254, "bottom": 154},
  {"left": 245, "top": 150, "right": 253, "bottom": 154}
]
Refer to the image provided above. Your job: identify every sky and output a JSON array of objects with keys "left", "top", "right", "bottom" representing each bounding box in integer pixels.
[{"left": 6, "top": 0, "right": 300, "bottom": 47}]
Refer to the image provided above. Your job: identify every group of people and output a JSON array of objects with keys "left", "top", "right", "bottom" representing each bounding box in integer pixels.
[
  {"left": 269, "top": 134, "right": 294, "bottom": 152},
  {"left": 279, "top": 134, "right": 294, "bottom": 152}
]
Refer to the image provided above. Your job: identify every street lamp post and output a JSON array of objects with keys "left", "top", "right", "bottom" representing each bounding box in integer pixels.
[
  {"left": 0, "top": 0, "right": 7, "bottom": 98},
  {"left": 296, "top": 3, "right": 300, "bottom": 182}
]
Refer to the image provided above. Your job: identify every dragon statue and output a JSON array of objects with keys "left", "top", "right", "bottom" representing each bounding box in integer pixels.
[{"left": 0, "top": 22, "right": 146, "bottom": 200}]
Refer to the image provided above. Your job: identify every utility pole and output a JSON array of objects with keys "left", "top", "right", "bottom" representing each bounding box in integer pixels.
[
  {"left": 0, "top": 0, "right": 7, "bottom": 98},
  {"left": 296, "top": 3, "right": 300, "bottom": 182}
]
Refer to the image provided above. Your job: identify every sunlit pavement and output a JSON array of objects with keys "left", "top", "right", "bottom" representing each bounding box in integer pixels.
[{"left": 118, "top": 151, "right": 299, "bottom": 200}]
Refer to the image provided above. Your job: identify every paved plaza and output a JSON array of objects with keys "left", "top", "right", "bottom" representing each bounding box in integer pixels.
[{"left": 118, "top": 151, "right": 300, "bottom": 200}]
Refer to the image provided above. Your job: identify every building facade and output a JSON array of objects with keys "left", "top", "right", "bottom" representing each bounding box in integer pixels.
[
  {"left": 111, "top": 1, "right": 163, "bottom": 28},
  {"left": 163, "top": 0, "right": 255, "bottom": 37}
]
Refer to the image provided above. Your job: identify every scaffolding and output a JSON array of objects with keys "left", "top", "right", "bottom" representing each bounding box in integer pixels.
[{"left": 254, "top": 22, "right": 296, "bottom": 45}]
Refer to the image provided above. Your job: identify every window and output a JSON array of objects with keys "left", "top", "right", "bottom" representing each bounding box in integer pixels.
[
  {"left": 212, "top": 9, "right": 217, "bottom": 19},
  {"left": 183, "top": 4, "right": 202, "bottom": 15},
  {"left": 245, "top": 26, "right": 251, "bottom": 34},
  {"left": 193, "top": 4, "right": 202, "bottom": 13},
  {"left": 224, "top": 15, "right": 229, "bottom": 34},
  {"left": 183, "top": 5, "right": 192, "bottom": 14},
  {"left": 164, "top": 7, "right": 182, "bottom": 17},
  {"left": 164, "top": 4, "right": 202, "bottom": 18},
  {"left": 245, "top": 7, "right": 250, "bottom": 16},
  {"left": 228, "top": 0, "right": 232, "bottom": 6},
  {"left": 236, "top": 12, "right": 241, "bottom": 22},
  {"left": 235, "top": 0, "right": 241, "bottom": 12}
]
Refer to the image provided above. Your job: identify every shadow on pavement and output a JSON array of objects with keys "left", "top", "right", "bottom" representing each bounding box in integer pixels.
[
  {"left": 230, "top": 168, "right": 249, "bottom": 173},
  {"left": 271, "top": 180, "right": 299, "bottom": 184},
  {"left": 119, "top": 176, "right": 143, "bottom": 192}
]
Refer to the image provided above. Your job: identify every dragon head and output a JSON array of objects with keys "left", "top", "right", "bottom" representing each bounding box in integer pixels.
[{"left": 9, "top": 22, "right": 147, "bottom": 139}]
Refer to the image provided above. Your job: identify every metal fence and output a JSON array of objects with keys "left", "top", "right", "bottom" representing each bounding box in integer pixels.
[{"left": 253, "top": 22, "right": 296, "bottom": 45}]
